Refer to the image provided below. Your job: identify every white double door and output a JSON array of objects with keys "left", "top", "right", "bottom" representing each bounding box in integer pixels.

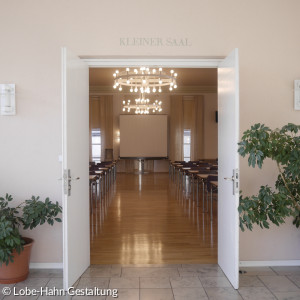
[{"left": 61, "top": 49, "right": 240, "bottom": 289}]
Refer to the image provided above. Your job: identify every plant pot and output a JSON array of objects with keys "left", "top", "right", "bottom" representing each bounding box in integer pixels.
[{"left": 0, "top": 237, "right": 34, "bottom": 284}]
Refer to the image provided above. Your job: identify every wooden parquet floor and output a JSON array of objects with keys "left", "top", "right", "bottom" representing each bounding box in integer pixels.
[{"left": 90, "top": 172, "right": 217, "bottom": 264}]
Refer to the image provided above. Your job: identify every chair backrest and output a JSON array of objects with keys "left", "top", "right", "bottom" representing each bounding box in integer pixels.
[
  {"left": 206, "top": 175, "right": 218, "bottom": 190},
  {"left": 210, "top": 166, "right": 218, "bottom": 170},
  {"left": 199, "top": 159, "right": 218, "bottom": 164},
  {"left": 197, "top": 169, "right": 211, "bottom": 174},
  {"left": 198, "top": 163, "right": 211, "bottom": 167}
]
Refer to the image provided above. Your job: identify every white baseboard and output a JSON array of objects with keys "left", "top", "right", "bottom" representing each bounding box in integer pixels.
[
  {"left": 240, "top": 260, "right": 300, "bottom": 267},
  {"left": 29, "top": 263, "right": 63, "bottom": 269}
]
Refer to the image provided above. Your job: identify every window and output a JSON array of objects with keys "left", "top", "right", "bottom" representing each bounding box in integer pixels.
[
  {"left": 91, "top": 129, "right": 101, "bottom": 163},
  {"left": 183, "top": 129, "right": 191, "bottom": 162}
]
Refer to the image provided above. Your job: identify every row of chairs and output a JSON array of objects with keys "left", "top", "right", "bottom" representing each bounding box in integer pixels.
[
  {"left": 89, "top": 161, "right": 117, "bottom": 213},
  {"left": 169, "top": 159, "right": 218, "bottom": 219}
]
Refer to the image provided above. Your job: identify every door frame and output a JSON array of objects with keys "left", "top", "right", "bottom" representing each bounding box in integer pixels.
[
  {"left": 83, "top": 58, "right": 223, "bottom": 68},
  {"left": 77, "top": 55, "right": 239, "bottom": 280}
]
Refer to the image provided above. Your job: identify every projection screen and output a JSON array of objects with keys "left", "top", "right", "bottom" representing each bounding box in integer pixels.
[{"left": 119, "top": 115, "right": 168, "bottom": 158}]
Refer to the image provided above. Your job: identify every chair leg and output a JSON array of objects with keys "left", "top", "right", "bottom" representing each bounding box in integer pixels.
[
  {"left": 196, "top": 178, "right": 199, "bottom": 207},
  {"left": 202, "top": 181, "right": 205, "bottom": 212},
  {"left": 210, "top": 187, "right": 213, "bottom": 220}
]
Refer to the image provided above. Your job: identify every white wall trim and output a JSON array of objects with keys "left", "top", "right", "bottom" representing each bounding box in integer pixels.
[
  {"left": 240, "top": 260, "right": 300, "bottom": 267},
  {"left": 30, "top": 263, "right": 63, "bottom": 269},
  {"left": 83, "top": 58, "right": 223, "bottom": 68}
]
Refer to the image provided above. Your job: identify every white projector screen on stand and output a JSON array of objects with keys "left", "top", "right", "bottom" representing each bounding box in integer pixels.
[{"left": 120, "top": 115, "right": 168, "bottom": 158}]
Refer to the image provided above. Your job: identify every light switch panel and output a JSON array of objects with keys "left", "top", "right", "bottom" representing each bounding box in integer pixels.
[{"left": 294, "top": 80, "right": 300, "bottom": 110}]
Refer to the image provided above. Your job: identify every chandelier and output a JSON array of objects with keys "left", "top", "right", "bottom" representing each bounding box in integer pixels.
[
  {"left": 122, "top": 94, "right": 162, "bottom": 114},
  {"left": 113, "top": 67, "right": 177, "bottom": 93}
]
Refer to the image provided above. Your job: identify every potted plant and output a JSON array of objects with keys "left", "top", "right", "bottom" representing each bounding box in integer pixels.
[
  {"left": 238, "top": 123, "right": 300, "bottom": 231},
  {"left": 0, "top": 194, "right": 62, "bottom": 283}
]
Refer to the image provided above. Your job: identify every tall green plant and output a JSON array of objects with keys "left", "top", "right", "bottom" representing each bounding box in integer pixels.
[
  {"left": 0, "top": 194, "right": 62, "bottom": 265},
  {"left": 238, "top": 123, "right": 300, "bottom": 231}
]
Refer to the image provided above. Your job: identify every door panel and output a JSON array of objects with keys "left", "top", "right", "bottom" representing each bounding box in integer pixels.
[
  {"left": 62, "top": 48, "right": 90, "bottom": 289},
  {"left": 218, "top": 48, "right": 240, "bottom": 289}
]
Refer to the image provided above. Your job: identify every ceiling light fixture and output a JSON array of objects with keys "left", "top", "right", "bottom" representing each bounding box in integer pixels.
[
  {"left": 113, "top": 67, "right": 177, "bottom": 93},
  {"left": 122, "top": 94, "right": 162, "bottom": 114}
]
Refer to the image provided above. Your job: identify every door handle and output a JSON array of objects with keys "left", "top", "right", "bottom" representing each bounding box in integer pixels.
[
  {"left": 70, "top": 177, "right": 80, "bottom": 181},
  {"left": 224, "top": 169, "right": 239, "bottom": 195}
]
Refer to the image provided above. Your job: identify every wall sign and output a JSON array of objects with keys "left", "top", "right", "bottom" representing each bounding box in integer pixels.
[{"left": 120, "top": 37, "right": 191, "bottom": 47}]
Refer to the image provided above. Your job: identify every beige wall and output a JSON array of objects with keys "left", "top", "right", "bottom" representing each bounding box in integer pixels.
[{"left": 1, "top": 0, "right": 300, "bottom": 264}]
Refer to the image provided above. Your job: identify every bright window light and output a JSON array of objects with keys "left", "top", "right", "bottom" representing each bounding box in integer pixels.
[
  {"left": 91, "top": 129, "right": 101, "bottom": 163},
  {"left": 183, "top": 129, "right": 191, "bottom": 162}
]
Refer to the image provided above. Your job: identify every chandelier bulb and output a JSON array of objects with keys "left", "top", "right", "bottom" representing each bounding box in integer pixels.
[
  {"left": 123, "top": 107, "right": 125, "bottom": 112},
  {"left": 113, "top": 67, "right": 178, "bottom": 102}
]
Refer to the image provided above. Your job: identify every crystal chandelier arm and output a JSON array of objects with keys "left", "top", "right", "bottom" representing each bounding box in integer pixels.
[{"left": 113, "top": 68, "right": 177, "bottom": 90}]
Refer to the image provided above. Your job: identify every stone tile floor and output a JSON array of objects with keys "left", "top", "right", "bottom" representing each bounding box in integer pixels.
[{"left": 0, "top": 265, "right": 300, "bottom": 299}]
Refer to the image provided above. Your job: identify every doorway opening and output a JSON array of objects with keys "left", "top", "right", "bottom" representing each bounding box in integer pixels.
[{"left": 88, "top": 67, "right": 218, "bottom": 264}]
